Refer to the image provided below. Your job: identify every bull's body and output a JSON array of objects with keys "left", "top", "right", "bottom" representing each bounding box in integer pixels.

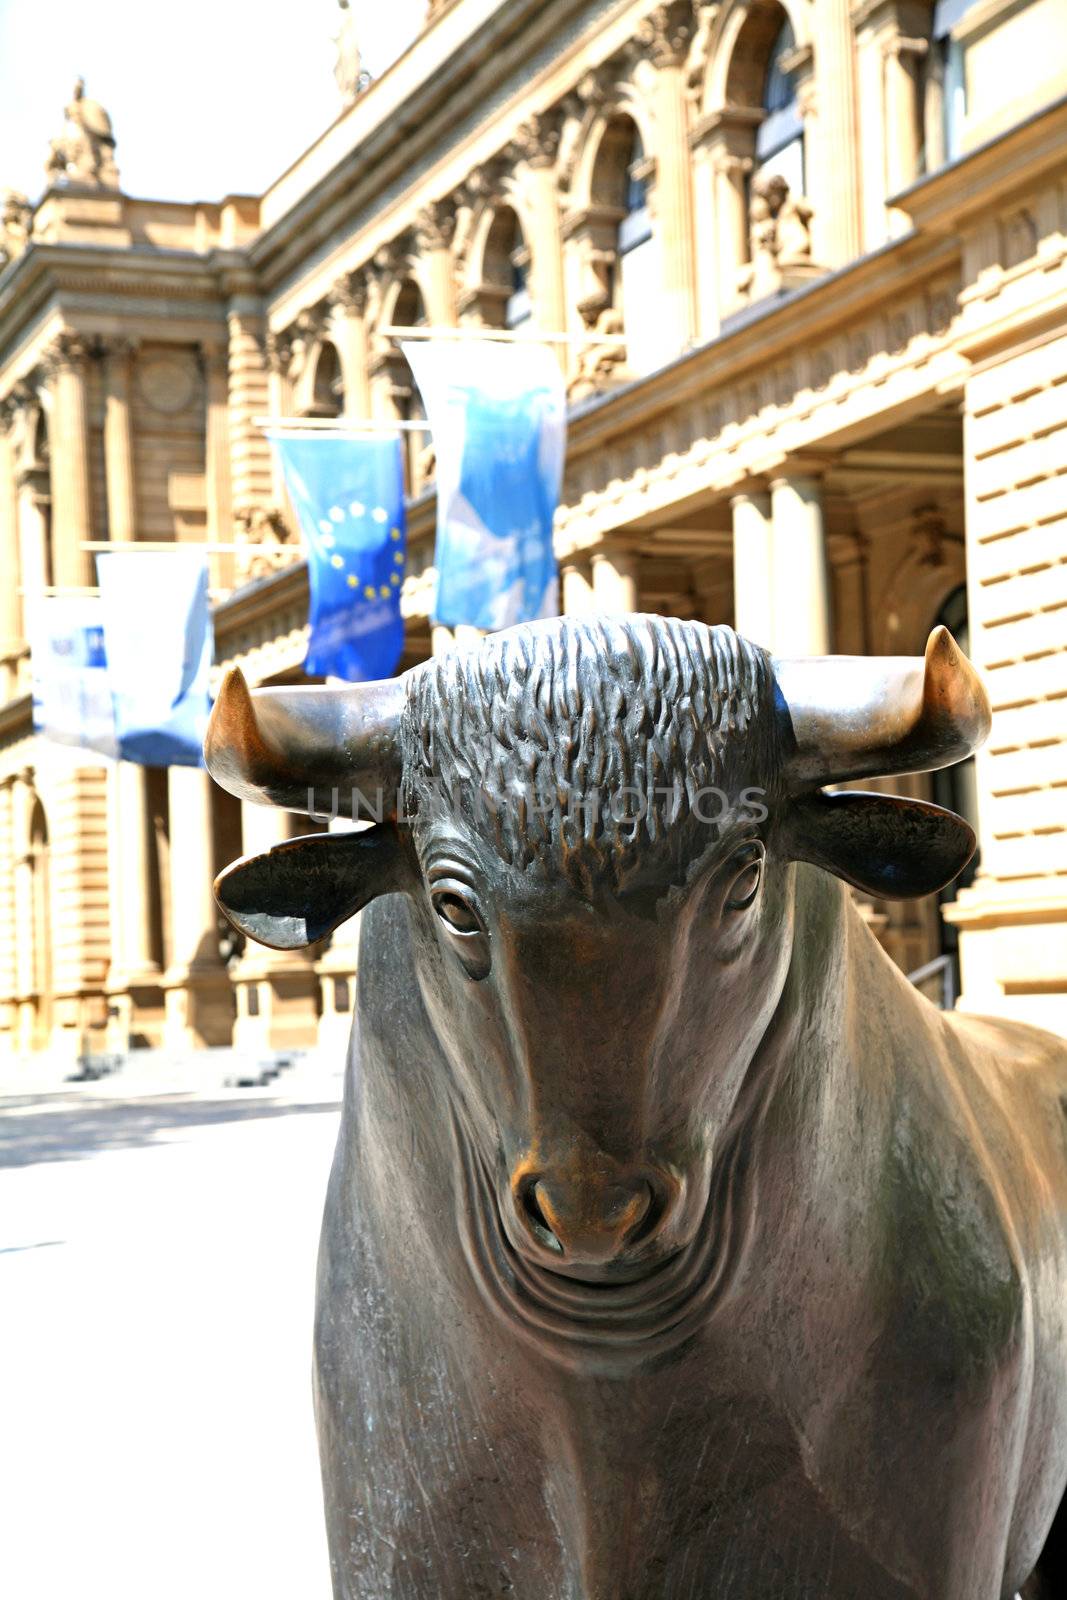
[
  {"left": 315, "top": 869, "right": 1067, "bottom": 1599},
  {"left": 203, "top": 615, "right": 1067, "bottom": 1598}
]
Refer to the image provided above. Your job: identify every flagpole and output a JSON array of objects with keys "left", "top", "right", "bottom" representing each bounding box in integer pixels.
[
  {"left": 378, "top": 326, "right": 629, "bottom": 345},
  {"left": 80, "top": 541, "right": 290, "bottom": 553},
  {"left": 253, "top": 416, "right": 433, "bottom": 432}
]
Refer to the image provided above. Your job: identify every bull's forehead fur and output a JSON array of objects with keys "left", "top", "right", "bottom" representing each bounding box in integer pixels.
[{"left": 399, "top": 615, "right": 781, "bottom": 894}]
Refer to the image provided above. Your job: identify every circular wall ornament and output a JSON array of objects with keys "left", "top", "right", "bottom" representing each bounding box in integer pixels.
[{"left": 137, "top": 354, "right": 198, "bottom": 415}]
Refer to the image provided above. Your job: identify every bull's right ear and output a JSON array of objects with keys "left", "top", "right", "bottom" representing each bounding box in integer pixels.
[{"left": 213, "top": 824, "right": 403, "bottom": 950}]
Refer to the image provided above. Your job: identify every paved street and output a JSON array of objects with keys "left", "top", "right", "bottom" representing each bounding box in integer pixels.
[{"left": 0, "top": 1061, "right": 342, "bottom": 1600}]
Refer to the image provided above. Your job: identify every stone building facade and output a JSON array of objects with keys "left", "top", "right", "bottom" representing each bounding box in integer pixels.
[{"left": 1, "top": 0, "right": 1066, "bottom": 1060}]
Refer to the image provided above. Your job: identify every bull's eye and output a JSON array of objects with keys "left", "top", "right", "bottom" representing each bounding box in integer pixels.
[
  {"left": 724, "top": 847, "right": 763, "bottom": 913},
  {"left": 432, "top": 890, "right": 482, "bottom": 935}
]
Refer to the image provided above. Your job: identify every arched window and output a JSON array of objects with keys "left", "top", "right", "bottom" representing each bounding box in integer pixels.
[
  {"left": 585, "top": 114, "right": 654, "bottom": 375},
  {"left": 309, "top": 340, "right": 343, "bottom": 418},
  {"left": 480, "top": 207, "right": 533, "bottom": 330},
  {"left": 388, "top": 279, "right": 431, "bottom": 495},
  {"left": 754, "top": 18, "right": 803, "bottom": 192}
]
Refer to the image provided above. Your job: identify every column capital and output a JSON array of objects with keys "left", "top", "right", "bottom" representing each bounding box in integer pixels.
[
  {"left": 264, "top": 327, "right": 294, "bottom": 375},
  {"left": 883, "top": 34, "right": 929, "bottom": 61},
  {"left": 40, "top": 329, "right": 91, "bottom": 380},
  {"left": 729, "top": 480, "right": 771, "bottom": 506},
  {"left": 636, "top": 2, "right": 697, "bottom": 68},
  {"left": 511, "top": 108, "right": 565, "bottom": 170},
  {"left": 414, "top": 197, "right": 457, "bottom": 252},
  {"left": 767, "top": 452, "right": 837, "bottom": 487},
  {"left": 330, "top": 267, "right": 370, "bottom": 316},
  {"left": 197, "top": 339, "right": 229, "bottom": 379}
]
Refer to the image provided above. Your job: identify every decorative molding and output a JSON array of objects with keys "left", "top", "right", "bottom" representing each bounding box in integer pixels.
[
  {"left": 636, "top": 2, "right": 697, "bottom": 69},
  {"left": 330, "top": 267, "right": 370, "bottom": 316},
  {"left": 414, "top": 197, "right": 458, "bottom": 252},
  {"left": 510, "top": 107, "right": 566, "bottom": 170},
  {"left": 39, "top": 329, "right": 91, "bottom": 379}
]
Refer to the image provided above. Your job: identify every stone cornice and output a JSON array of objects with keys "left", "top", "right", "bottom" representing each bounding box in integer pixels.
[
  {"left": 891, "top": 92, "right": 1067, "bottom": 234},
  {"left": 249, "top": 0, "right": 629, "bottom": 303}
]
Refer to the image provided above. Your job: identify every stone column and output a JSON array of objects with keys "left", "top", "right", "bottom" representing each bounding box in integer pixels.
[
  {"left": 330, "top": 271, "right": 372, "bottom": 416},
  {"left": 231, "top": 800, "right": 318, "bottom": 1053},
  {"left": 202, "top": 340, "right": 234, "bottom": 589},
  {"left": 106, "top": 759, "right": 163, "bottom": 1048},
  {"left": 812, "top": 0, "right": 862, "bottom": 265},
  {"left": 769, "top": 472, "right": 831, "bottom": 656},
  {"left": 415, "top": 201, "right": 458, "bottom": 328},
  {"left": 713, "top": 149, "right": 752, "bottom": 319},
  {"left": 923, "top": 40, "right": 946, "bottom": 174},
  {"left": 0, "top": 408, "right": 22, "bottom": 699},
  {"left": 45, "top": 332, "right": 95, "bottom": 588},
  {"left": 884, "top": 36, "right": 927, "bottom": 201},
  {"left": 561, "top": 557, "right": 595, "bottom": 615},
  {"left": 431, "top": 624, "right": 455, "bottom": 657},
  {"left": 0, "top": 778, "right": 15, "bottom": 1053},
  {"left": 639, "top": 4, "right": 698, "bottom": 354},
  {"left": 11, "top": 772, "right": 37, "bottom": 1049},
  {"left": 163, "top": 767, "right": 232, "bottom": 1049},
  {"left": 591, "top": 546, "right": 638, "bottom": 613},
  {"left": 102, "top": 339, "right": 138, "bottom": 542},
  {"left": 265, "top": 331, "right": 294, "bottom": 506},
  {"left": 730, "top": 487, "right": 774, "bottom": 650},
  {"left": 514, "top": 114, "right": 567, "bottom": 341}
]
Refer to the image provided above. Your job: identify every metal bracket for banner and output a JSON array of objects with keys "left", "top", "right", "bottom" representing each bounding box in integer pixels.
[
  {"left": 79, "top": 541, "right": 284, "bottom": 553},
  {"left": 378, "top": 325, "right": 629, "bottom": 345},
  {"left": 253, "top": 416, "right": 433, "bottom": 432}
]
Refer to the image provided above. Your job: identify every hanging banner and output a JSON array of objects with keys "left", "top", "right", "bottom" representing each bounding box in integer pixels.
[
  {"left": 403, "top": 339, "right": 564, "bottom": 632},
  {"left": 96, "top": 548, "right": 213, "bottom": 767},
  {"left": 268, "top": 431, "right": 407, "bottom": 681},
  {"left": 30, "top": 597, "right": 118, "bottom": 760}
]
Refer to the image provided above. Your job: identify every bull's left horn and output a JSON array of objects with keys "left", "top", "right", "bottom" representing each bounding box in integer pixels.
[
  {"left": 204, "top": 666, "right": 405, "bottom": 814},
  {"left": 775, "top": 626, "right": 991, "bottom": 789}
]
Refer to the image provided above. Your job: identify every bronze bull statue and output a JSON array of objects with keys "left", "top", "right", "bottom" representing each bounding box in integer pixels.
[{"left": 205, "top": 616, "right": 1067, "bottom": 1598}]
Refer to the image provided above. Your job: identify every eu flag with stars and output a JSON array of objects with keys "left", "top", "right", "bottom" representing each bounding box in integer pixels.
[{"left": 268, "top": 431, "right": 407, "bottom": 681}]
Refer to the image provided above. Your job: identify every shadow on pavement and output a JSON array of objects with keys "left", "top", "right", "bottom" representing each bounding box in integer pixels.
[{"left": 0, "top": 1095, "right": 341, "bottom": 1169}]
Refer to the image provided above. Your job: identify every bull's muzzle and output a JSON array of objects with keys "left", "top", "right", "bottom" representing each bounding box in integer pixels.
[{"left": 509, "top": 1154, "right": 676, "bottom": 1270}]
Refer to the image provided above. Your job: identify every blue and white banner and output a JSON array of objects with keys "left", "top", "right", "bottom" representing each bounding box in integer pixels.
[
  {"left": 403, "top": 339, "right": 564, "bottom": 632},
  {"left": 30, "top": 598, "right": 118, "bottom": 760},
  {"left": 268, "top": 431, "right": 407, "bottom": 681},
  {"left": 97, "top": 548, "right": 213, "bottom": 767}
]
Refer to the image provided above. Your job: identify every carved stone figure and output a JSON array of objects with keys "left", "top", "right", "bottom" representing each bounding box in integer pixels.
[
  {"left": 234, "top": 504, "right": 296, "bottom": 582},
  {"left": 736, "top": 171, "right": 820, "bottom": 306},
  {"left": 568, "top": 307, "right": 631, "bottom": 401},
  {"left": 46, "top": 78, "right": 119, "bottom": 189},
  {"left": 0, "top": 190, "right": 32, "bottom": 268},
  {"left": 333, "top": 0, "right": 369, "bottom": 106},
  {"left": 205, "top": 615, "right": 1067, "bottom": 1598}
]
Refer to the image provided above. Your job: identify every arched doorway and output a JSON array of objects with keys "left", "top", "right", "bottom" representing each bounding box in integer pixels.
[
  {"left": 931, "top": 585, "right": 979, "bottom": 983},
  {"left": 29, "top": 798, "right": 52, "bottom": 1047},
  {"left": 587, "top": 114, "right": 655, "bottom": 373}
]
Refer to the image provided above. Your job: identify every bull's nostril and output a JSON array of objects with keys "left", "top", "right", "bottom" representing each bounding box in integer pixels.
[{"left": 522, "top": 1182, "right": 563, "bottom": 1252}]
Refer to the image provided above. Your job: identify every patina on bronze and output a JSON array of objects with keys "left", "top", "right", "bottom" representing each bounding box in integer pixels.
[{"left": 206, "top": 616, "right": 1067, "bottom": 1599}]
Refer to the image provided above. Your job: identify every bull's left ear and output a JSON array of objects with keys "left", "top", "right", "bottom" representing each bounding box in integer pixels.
[
  {"left": 783, "top": 790, "right": 976, "bottom": 899},
  {"left": 214, "top": 824, "right": 403, "bottom": 950}
]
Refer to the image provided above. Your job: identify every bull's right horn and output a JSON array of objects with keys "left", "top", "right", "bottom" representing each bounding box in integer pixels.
[
  {"left": 204, "top": 665, "right": 405, "bottom": 815},
  {"left": 776, "top": 626, "right": 991, "bottom": 789}
]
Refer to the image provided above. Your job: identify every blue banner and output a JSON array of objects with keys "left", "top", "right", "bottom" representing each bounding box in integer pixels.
[
  {"left": 268, "top": 431, "right": 407, "bottom": 681},
  {"left": 30, "top": 597, "right": 119, "bottom": 760},
  {"left": 96, "top": 549, "right": 213, "bottom": 767},
  {"left": 403, "top": 339, "right": 564, "bottom": 632}
]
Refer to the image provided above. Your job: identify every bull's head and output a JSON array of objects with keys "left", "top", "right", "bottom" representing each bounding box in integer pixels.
[{"left": 206, "top": 618, "right": 988, "bottom": 1290}]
